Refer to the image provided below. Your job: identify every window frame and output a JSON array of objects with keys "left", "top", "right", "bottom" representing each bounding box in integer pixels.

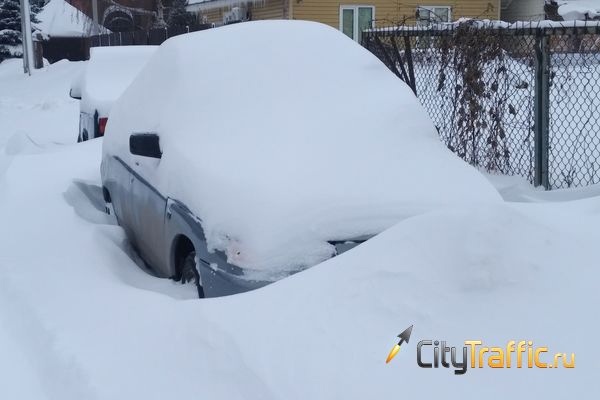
[
  {"left": 417, "top": 5, "right": 452, "bottom": 24},
  {"left": 339, "top": 4, "right": 376, "bottom": 42}
]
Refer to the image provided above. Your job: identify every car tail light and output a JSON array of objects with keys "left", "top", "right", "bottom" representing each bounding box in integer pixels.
[{"left": 98, "top": 117, "right": 108, "bottom": 136}]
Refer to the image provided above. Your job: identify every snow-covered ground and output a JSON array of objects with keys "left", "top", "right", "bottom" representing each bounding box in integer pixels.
[
  {"left": 0, "top": 59, "right": 83, "bottom": 151},
  {"left": 0, "top": 58, "right": 598, "bottom": 399}
]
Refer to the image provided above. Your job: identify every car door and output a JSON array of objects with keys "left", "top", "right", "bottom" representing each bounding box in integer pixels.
[
  {"left": 128, "top": 145, "right": 169, "bottom": 276},
  {"left": 102, "top": 155, "right": 137, "bottom": 245}
]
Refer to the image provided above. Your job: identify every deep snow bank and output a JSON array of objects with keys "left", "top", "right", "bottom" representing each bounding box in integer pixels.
[
  {"left": 0, "top": 58, "right": 83, "bottom": 150},
  {"left": 0, "top": 139, "right": 597, "bottom": 399}
]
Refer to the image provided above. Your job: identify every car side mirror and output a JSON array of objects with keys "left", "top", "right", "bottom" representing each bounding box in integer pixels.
[
  {"left": 69, "top": 88, "right": 81, "bottom": 100},
  {"left": 130, "top": 133, "right": 162, "bottom": 159}
]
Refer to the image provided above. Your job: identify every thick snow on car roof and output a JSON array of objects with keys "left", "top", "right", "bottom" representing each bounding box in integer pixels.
[
  {"left": 81, "top": 46, "right": 157, "bottom": 115},
  {"left": 104, "top": 21, "right": 501, "bottom": 277}
]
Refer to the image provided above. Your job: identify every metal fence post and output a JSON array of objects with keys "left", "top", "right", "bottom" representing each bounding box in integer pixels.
[{"left": 534, "top": 31, "right": 551, "bottom": 189}]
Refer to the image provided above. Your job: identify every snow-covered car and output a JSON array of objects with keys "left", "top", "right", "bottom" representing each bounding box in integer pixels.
[
  {"left": 72, "top": 46, "right": 157, "bottom": 142},
  {"left": 101, "top": 21, "right": 500, "bottom": 298}
]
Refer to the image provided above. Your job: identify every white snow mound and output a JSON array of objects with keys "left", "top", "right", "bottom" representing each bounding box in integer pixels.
[{"left": 103, "top": 20, "right": 501, "bottom": 274}]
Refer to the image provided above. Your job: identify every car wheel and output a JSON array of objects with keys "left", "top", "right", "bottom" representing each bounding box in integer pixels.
[{"left": 180, "top": 251, "right": 205, "bottom": 298}]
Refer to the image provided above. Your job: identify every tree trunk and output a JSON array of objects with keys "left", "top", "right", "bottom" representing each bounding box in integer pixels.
[{"left": 155, "top": 0, "right": 166, "bottom": 27}]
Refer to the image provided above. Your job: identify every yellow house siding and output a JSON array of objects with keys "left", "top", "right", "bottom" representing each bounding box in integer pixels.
[
  {"left": 250, "top": 0, "right": 285, "bottom": 20},
  {"left": 292, "top": 1, "right": 399, "bottom": 28},
  {"left": 194, "top": 1, "right": 500, "bottom": 27},
  {"left": 291, "top": 1, "right": 501, "bottom": 28},
  {"left": 406, "top": 1, "right": 501, "bottom": 20},
  {"left": 195, "top": 0, "right": 286, "bottom": 25},
  {"left": 198, "top": 8, "right": 223, "bottom": 24}
]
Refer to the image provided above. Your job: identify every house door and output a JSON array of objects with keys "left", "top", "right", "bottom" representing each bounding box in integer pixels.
[{"left": 340, "top": 5, "right": 374, "bottom": 42}]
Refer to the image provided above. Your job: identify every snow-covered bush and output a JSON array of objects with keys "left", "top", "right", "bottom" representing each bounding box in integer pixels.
[
  {"left": 435, "top": 21, "right": 519, "bottom": 173},
  {"left": 166, "top": 0, "right": 196, "bottom": 28},
  {"left": 155, "top": 0, "right": 196, "bottom": 28},
  {"left": 0, "top": 0, "right": 43, "bottom": 62},
  {"left": 0, "top": 0, "right": 21, "bottom": 62}
]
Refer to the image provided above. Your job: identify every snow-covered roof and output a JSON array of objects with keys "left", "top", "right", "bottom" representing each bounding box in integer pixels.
[
  {"left": 35, "top": 0, "right": 102, "bottom": 38},
  {"left": 555, "top": 0, "right": 600, "bottom": 20}
]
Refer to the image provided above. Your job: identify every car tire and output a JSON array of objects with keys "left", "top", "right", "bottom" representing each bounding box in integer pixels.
[{"left": 180, "top": 251, "right": 205, "bottom": 298}]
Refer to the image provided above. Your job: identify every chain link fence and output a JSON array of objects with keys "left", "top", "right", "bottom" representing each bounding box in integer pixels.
[{"left": 363, "top": 21, "right": 600, "bottom": 189}]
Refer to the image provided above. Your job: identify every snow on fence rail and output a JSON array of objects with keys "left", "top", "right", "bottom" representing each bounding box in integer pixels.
[{"left": 363, "top": 20, "right": 600, "bottom": 189}]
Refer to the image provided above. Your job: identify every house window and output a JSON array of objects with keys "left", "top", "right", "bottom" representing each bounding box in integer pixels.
[
  {"left": 340, "top": 5, "right": 375, "bottom": 42},
  {"left": 417, "top": 6, "right": 451, "bottom": 24}
]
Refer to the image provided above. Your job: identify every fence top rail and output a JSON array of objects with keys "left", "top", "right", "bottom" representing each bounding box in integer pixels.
[
  {"left": 365, "top": 19, "right": 600, "bottom": 37},
  {"left": 88, "top": 24, "right": 213, "bottom": 45}
]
